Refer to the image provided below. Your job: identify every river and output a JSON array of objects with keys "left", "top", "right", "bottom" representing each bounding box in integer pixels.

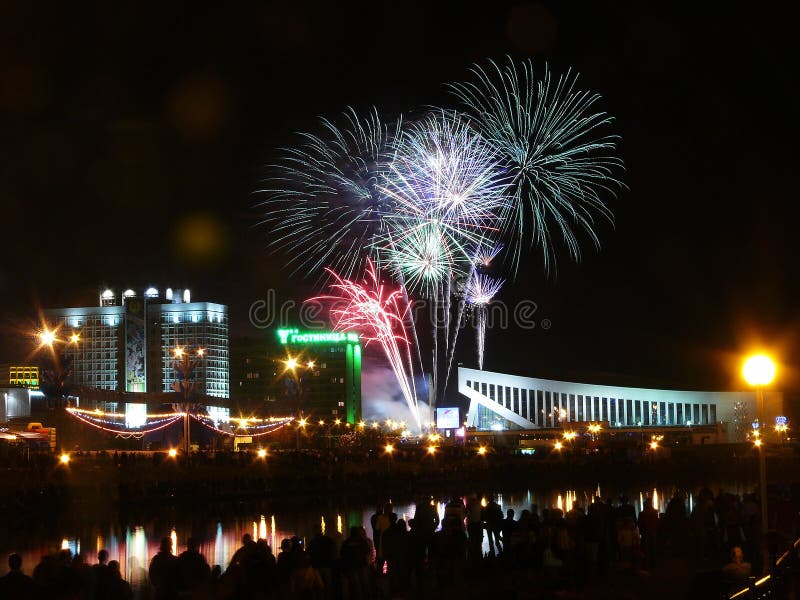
[{"left": 0, "top": 479, "right": 753, "bottom": 583}]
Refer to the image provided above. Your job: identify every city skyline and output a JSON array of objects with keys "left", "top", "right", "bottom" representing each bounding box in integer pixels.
[{"left": 1, "top": 3, "right": 797, "bottom": 394}]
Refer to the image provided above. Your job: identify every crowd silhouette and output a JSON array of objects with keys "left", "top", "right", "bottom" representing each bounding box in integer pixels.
[{"left": 3, "top": 486, "right": 797, "bottom": 599}]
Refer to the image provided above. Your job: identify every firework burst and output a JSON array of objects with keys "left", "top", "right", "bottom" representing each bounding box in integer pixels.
[
  {"left": 311, "top": 259, "right": 421, "bottom": 430},
  {"left": 465, "top": 273, "right": 504, "bottom": 370},
  {"left": 448, "top": 57, "right": 624, "bottom": 274},
  {"left": 257, "top": 106, "right": 402, "bottom": 281},
  {"left": 376, "top": 109, "right": 508, "bottom": 406},
  {"left": 377, "top": 109, "right": 507, "bottom": 297},
  {"left": 473, "top": 242, "right": 504, "bottom": 268}
]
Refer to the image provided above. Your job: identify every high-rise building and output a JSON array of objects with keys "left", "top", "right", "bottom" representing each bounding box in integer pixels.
[
  {"left": 43, "top": 287, "right": 229, "bottom": 399},
  {"left": 273, "top": 328, "right": 362, "bottom": 423}
]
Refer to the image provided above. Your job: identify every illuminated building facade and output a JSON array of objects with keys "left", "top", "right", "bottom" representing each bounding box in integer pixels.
[
  {"left": 0, "top": 365, "right": 40, "bottom": 389},
  {"left": 274, "top": 328, "right": 362, "bottom": 423},
  {"left": 0, "top": 387, "right": 35, "bottom": 422},
  {"left": 43, "top": 287, "right": 229, "bottom": 399},
  {"left": 459, "top": 367, "right": 783, "bottom": 442}
]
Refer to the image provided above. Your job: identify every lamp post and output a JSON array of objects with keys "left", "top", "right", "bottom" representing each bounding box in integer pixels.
[
  {"left": 743, "top": 353, "right": 776, "bottom": 573},
  {"left": 172, "top": 347, "right": 205, "bottom": 455},
  {"left": 36, "top": 327, "right": 80, "bottom": 409},
  {"left": 283, "top": 356, "right": 316, "bottom": 450}
]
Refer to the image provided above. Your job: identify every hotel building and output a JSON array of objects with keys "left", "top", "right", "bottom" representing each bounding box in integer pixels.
[{"left": 272, "top": 328, "right": 362, "bottom": 423}]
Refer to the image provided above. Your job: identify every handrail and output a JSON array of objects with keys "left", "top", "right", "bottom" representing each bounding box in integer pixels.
[{"left": 728, "top": 537, "right": 800, "bottom": 599}]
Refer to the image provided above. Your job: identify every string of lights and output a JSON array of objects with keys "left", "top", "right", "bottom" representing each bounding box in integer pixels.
[
  {"left": 190, "top": 415, "right": 292, "bottom": 437},
  {"left": 68, "top": 408, "right": 185, "bottom": 419},
  {"left": 65, "top": 409, "right": 184, "bottom": 436}
]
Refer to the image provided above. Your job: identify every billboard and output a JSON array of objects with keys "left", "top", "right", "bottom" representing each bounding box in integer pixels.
[{"left": 436, "top": 407, "right": 460, "bottom": 429}]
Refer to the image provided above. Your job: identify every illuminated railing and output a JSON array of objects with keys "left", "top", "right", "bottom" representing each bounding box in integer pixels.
[{"left": 728, "top": 537, "right": 800, "bottom": 599}]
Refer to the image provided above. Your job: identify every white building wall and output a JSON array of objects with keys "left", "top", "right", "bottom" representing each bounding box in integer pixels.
[{"left": 458, "top": 367, "right": 783, "bottom": 442}]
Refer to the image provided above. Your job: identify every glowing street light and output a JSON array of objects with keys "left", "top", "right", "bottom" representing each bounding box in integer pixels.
[
  {"left": 477, "top": 446, "right": 487, "bottom": 456},
  {"left": 334, "top": 418, "right": 341, "bottom": 426},
  {"left": 554, "top": 441, "right": 563, "bottom": 451},
  {"left": 39, "top": 329, "right": 56, "bottom": 346},
  {"left": 69, "top": 333, "right": 80, "bottom": 344},
  {"left": 743, "top": 352, "right": 776, "bottom": 574},
  {"left": 427, "top": 445, "right": 437, "bottom": 455},
  {"left": 306, "top": 360, "right": 315, "bottom": 369},
  {"left": 743, "top": 355, "right": 776, "bottom": 386},
  {"left": 318, "top": 420, "right": 325, "bottom": 426},
  {"left": 384, "top": 443, "right": 394, "bottom": 455},
  {"left": 298, "top": 417, "right": 307, "bottom": 428},
  {"left": 649, "top": 440, "right": 659, "bottom": 451},
  {"left": 257, "top": 448, "right": 267, "bottom": 458},
  {"left": 285, "top": 357, "right": 298, "bottom": 371},
  {"left": 174, "top": 347, "right": 184, "bottom": 358},
  {"left": 59, "top": 453, "right": 70, "bottom": 464},
  {"left": 196, "top": 348, "right": 205, "bottom": 357},
  {"left": 168, "top": 448, "right": 178, "bottom": 458}
]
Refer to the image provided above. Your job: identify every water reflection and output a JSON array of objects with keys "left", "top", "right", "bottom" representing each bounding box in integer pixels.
[{"left": 1, "top": 482, "right": 753, "bottom": 579}]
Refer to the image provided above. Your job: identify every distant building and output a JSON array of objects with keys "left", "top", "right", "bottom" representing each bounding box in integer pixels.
[
  {"left": 43, "top": 287, "right": 229, "bottom": 399},
  {"left": 272, "top": 328, "right": 362, "bottom": 423},
  {"left": 0, "top": 365, "right": 40, "bottom": 389},
  {"left": 230, "top": 336, "right": 278, "bottom": 412},
  {"left": 0, "top": 387, "right": 35, "bottom": 422},
  {"left": 459, "top": 367, "right": 784, "bottom": 442}
]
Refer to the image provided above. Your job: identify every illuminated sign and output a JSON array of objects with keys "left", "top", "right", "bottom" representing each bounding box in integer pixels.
[
  {"left": 776, "top": 416, "right": 787, "bottom": 426},
  {"left": 436, "top": 407, "right": 460, "bottom": 429},
  {"left": 277, "top": 328, "right": 360, "bottom": 345}
]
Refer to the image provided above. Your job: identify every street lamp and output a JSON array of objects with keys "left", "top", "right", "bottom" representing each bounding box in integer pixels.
[
  {"left": 743, "top": 353, "right": 776, "bottom": 573},
  {"left": 34, "top": 325, "right": 80, "bottom": 412},
  {"left": 283, "top": 354, "right": 316, "bottom": 450},
  {"left": 39, "top": 329, "right": 56, "bottom": 346},
  {"left": 172, "top": 347, "right": 205, "bottom": 455}
]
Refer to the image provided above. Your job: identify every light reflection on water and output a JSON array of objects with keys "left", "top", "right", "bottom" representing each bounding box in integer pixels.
[{"left": 2, "top": 482, "right": 752, "bottom": 581}]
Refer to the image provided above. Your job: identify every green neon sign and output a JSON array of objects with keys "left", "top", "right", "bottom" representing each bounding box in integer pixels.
[{"left": 277, "top": 328, "right": 360, "bottom": 345}]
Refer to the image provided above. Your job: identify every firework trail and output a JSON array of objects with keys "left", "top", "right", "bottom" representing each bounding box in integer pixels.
[
  {"left": 311, "top": 259, "right": 421, "bottom": 430},
  {"left": 443, "top": 242, "right": 504, "bottom": 387},
  {"left": 448, "top": 57, "right": 624, "bottom": 274},
  {"left": 465, "top": 273, "right": 504, "bottom": 369},
  {"left": 257, "top": 106, "right": 402, "bottom": 282}
]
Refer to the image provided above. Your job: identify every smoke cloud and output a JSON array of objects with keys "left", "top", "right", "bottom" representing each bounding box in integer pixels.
[{"left": 361, "top": 362, "right": 431, "bottom": 428}]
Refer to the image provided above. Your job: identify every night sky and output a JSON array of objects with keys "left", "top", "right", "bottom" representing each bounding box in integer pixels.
[{"left": 1, "top": 2, "right": 797, "bottom": 395}]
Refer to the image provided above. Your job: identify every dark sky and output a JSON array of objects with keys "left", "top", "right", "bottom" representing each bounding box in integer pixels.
[{"left": 1, "top": 2, "right": 797, "bottom": 394}]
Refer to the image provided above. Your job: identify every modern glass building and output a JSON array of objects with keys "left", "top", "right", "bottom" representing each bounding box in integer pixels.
[
  {"left": 459, "top": 367, "right": 783, "bottom": 442},
  {"left": 43, "top": 287, "right": 229, "bottom": 399}
]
